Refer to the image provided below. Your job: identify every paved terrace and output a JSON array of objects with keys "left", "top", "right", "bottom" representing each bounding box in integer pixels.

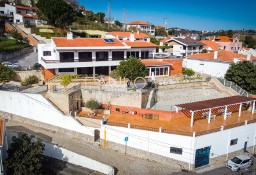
[{"left": 105, "top": 110, "right": 256, "bottom": 136}]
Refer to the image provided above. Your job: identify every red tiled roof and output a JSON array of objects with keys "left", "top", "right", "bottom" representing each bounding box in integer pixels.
[
  {"left": 52, "top": 38, "right": 126, "bottom": 47},
  {"left": 141, "top": 59, "right": 174, "bottom": 66},
  {"left": 0, "top": 119, "right": 4, "bottom": 145},
  {"left": 155, "top": 25, "right": 165, "bottom": 29},
  {"left": 187, "top": 50, "right": 256, "bottom": 62},
  {"left": 124, "top": 41, "right": 157, "bottom": 48},
  {"left": 107, "top": 31, "right": 149, "bottom": 39},
  {"left": 18, "top": 14, "right": 38, "bottom": 19},
  {"left": 128, "top": 20, "right": 151, "bottom": 26},
  {"left": 214, "top": 36, "right": 233, "bottom": 42},
  {"left": 200, "top": 40, "right": 221, "bottom": 50},
  {"left": 14, "top": 5, "right": 38, "bottom": 11}
]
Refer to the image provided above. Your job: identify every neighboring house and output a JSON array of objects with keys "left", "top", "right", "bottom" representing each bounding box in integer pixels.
[
  {"left": 38, "top": 32, "right": 182, "bottom": 80},
  {"left": 161, "top": 37, "right": 203, "bottom": 57},
  {"left": 105, "top": 31, "right": 150, "bottom": 42},
  {"left": 200, "top": 40, "right": 221, "bottom": 52},
  {"left": 126, "top": 20, "right": 155, "bottom": 36},
  {"left": 0, "top": 119, "right": 6, "bottom": 175},
  {"left": 184, "top": 50, "right": 256, "bottom": 77},
  {"left": 239, "top": 48, "right": 256, "bottom": 57},
  {"left": 211, "top": 36, "right": 242, "bottom": 52},
  {"left": 4, "top": 3, "right": 43, "bottom": 26}
]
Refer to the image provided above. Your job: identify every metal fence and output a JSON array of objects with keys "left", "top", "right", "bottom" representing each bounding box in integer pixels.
[{"left": 216, "top": 78, "right": 250, "bottom": 97}]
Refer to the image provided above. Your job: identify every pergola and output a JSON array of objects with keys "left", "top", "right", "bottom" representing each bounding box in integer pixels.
[{"left": 175, "top": 96, "right": 256, "bottom": 127}]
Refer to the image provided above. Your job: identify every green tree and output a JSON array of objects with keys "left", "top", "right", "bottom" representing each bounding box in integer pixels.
[
  {"left": 5, "top": 133, "right": 45, "bottom": 175},
  {"left": 60, "top": 74, "right": 74, "bottom": 88},
  {"left": 155, "top": 28, "right": 167, "bottom": 36},
  {"left": 95, "top": 12, "right": 105, "bottom": 23},
  {"left": 244, "top": 36, "right": 256, "bottom": 49},
  {"left": 116, "top": 56, "right": 147, "bottom": 83},
  {"left": 114, "top": 20, "right": 122, "bottom": 28},
  {"left": 225, "top": 61, "right": 256, "bottom": 94},
  {"left": 182, "top": 68, "right": 195, "bottom": 77},
  {"left": 36, "top": 0, "right": 76, "bottom": 28},
  {"left": 226, "top": 30, "right": 233, "bottom": 38},
  {"left": 0, "top": 17, "right": 5, "bottom": 38},
  {"left": 201, "top": 49, "right": 208, "bottom": 53},
  {"left": 0, "top": 63, "right": 16, "bottom": 87},
  {"left": 219, "top": 30, "right": 226, "bottom": 36},
  {"left": 86, "top": 99, "right": 101, "bottom": 110},
  {"left": 150, "top": 37, "right": 159, "bottom": 45}
]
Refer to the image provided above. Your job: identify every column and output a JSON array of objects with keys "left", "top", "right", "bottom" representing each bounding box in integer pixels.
[
  {"left": 124, "top": 51, "right": 127, "bottom": 59},
  {"left": 92, "top": 52, "right": 96, "bottom": 62},
  {"left": 190, "top": 111, "right": 194, "bottom": 128},
  {"left": 224, "top": 106, "right": 228, "bottom": 120},
  {"left": 238, "top": 103, "right": 242, "bottom": 117},
  {"left": 93, "top": 67, "right": 96, "bottom": 77},
  {"left": 74, "top": 51, "right": 79, "bottom": 62},
  {"left": 109, "top": 51, "right": 112, "bottom": 61},
  {"left": 208, "top": 109, "right": 212, "bottom": 124},
  {"left": 252, "top": 100, "right": 255, "bottom": 114},
  {"left": 167, "top": 67, "right": 170, "bottom": 76}
]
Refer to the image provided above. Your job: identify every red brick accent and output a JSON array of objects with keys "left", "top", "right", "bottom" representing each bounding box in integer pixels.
[{"left": 43, "top": 68, "right": 55, "bottom": 81}]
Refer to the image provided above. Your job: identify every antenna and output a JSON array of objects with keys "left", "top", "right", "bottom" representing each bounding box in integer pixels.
[
  {"left": 107, "top": 0, "right": 111, "bottom": 29},
  {"left": 163, "top": 17, "right": 168, "bottom": 29},
  {"left": 122, "top": 8, "right": 127, "bottom": 31}
]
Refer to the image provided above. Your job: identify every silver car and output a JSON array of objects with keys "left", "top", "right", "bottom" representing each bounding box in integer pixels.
[{"left": 226, "top": 155, "right": 253, "bottom": 171}]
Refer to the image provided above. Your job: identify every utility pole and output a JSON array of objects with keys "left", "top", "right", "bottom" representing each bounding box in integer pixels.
[{"left": 107, "top": 0, "right": 111, "bottom": 29}]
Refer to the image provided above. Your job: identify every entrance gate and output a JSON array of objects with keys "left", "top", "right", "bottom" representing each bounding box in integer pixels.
[{"left": 195, "top": 146, "right": 211, "bottom": 168}]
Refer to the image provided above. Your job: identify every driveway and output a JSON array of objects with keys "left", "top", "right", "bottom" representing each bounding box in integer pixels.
[{"left": 9, "top": 51, "right": 38, "bottom": 67}]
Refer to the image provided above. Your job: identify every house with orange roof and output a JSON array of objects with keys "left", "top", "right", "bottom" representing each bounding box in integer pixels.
[
  {"left": 126, "top": 20, "right": 155, "bottom": 36},
  {"left": 211, "top": 36, "right": 242, "bottom": 52},
  {"left": 200, "top": 40, "right": 221, "bottom": 52},
  {"left": 238, "top": 48, "right": 256, "bottom": 57},
  {"left": 184, "top": 50, "right": 256, "bottom": 77},
  {"left": 38, "top": 32, "right": 183, "bottom": 80},
  {"left": 105, "top": 31, "right": 150, "bottom": 42},
  {"left": 4, "top": 3, "right": 44, "bottom": 26}
]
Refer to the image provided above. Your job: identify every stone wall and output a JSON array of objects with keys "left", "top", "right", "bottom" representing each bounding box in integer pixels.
[
  {"left": 14, "top": 70, "right": 44, "bottom": 82},
  {"left": 0, "top": 47, "right": 33, "bottom": 61}
]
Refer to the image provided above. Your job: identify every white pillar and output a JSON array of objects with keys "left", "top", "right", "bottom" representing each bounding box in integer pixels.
[
  {"left": 224, "top": 106, "right": 228, "bottom": 120},
  {"left": 190, "top": 111, "right": 194, "bottom": 128},
  {"left": 208, "top": 109, "right": 211, "bottom": 124},
  {"left": 238, "top": 103, "right": 242, "bottom": 117},
  {"left": 167, "top": 67, "right": 170, "bottom": 76},
  {"left": 93, "top": 67, "right": 96, "bottom": 77},
  {"left": 252, "top": 100, "right": 255, "bottom": 114},
  {"left": 175, "top": 106, "right": 178, "bottom": 113}
]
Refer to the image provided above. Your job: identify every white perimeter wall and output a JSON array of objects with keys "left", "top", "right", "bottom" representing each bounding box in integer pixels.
[
  {"left": 7, "top": 131, "right": 114, "bottom": 175},
  {"left": 184, "top": 58, "right": 231, "bottom": 78},
  {"left": 195, "top": 123, "right": 256, "bottom": 159},
  {"left": 0, "top": 91, "right": 95, "bottom": 136},
  {"left": 102, "top": 125, "right": 195, "bottom": 164}
]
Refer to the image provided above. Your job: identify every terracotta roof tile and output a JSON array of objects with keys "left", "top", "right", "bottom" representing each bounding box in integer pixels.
[
  {"left": 0, "top": 119, "right": 4, "bottom": 145},
  {"left": 124, "top": 41, "right": 157, "bottom": 48},
  {"left": 187, "top": 50, "right": 256, "bottom": 62},
  {"left": 200, "top": 40, "right": 221, "bottom": 50},
  {"left": 14, "top": 5, "right": 38, "bottom": 11},
  {"left": 141, "top": 59, "right": 176, "bottom": 66},
  {"left": 18, "top": 14, "right": 38, "bottom": 19},
  {"left": 107, "top": 31, "right": 149, "bottom": 39},
  {"left": 214, "top": 36, "right": 233, "bottom": 42},
  {"left": 52, "top": 38, "right": 126, "bottom": 47},
  {"left": 128, "top": 20, "right": 151, "bottom": 26},
  {"left": 155, "top": 25, "right": 165, "bottom": 29}
]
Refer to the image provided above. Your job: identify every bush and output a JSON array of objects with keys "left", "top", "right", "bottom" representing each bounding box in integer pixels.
[
  {"left": 86, "top": 99, "right": 101, "bottom": 110},
  {"left": 33, "top": 63, "right": 42, "bottom": 70},
  {"left": 22, "top": 75, "right": 39, "bottom": 86},
  {"left": 182, "top": 68, "right": 195, "bottom": 77}
]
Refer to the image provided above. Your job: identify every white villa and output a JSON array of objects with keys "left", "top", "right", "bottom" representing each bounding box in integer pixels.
[{"left": 126, "top": 20, "right": 155, "bottom": 36}]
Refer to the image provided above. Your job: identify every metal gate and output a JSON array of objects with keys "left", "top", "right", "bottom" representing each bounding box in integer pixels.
[{"left": 195, "top": 146, "right": 211, "bottom": 168}]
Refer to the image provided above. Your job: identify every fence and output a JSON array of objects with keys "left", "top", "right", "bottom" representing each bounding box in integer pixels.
[{"left": 217, "top": 78, "right": 250, "bottom": 97}]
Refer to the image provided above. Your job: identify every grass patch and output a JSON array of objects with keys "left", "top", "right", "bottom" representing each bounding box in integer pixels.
[
  {"left": 36, "top": 32, "right": 63, "bottom": 39},
  {"left": 0, "top": 39, "right": 29, "bottom": 53}
]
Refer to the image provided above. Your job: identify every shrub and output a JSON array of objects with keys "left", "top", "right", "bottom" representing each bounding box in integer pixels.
[
  {"left": 22, "top": 75, "right": 39, "bottom": 86},
  {"left": 86, "top": 99, "right": 101, "bottom": 110},
  {"left": 33, "top": 63, "right": 42, "bottom": 70},
  {"left": 182, "top": 68, "right": 195, "bottom": 77}
]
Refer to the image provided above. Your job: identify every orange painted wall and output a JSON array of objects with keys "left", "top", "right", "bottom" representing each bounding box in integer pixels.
[
  {"left": 170, "top": 59, "right": 183, "bottom": 76},
  {"left": 103, "top": 104, "right": 183, "bottom": 121},
  {"left": 43, "top": 68, "right": 55, "bottom": 81},
  {"left": 5, "top": 23, "right": 38, "bottom": 46}
]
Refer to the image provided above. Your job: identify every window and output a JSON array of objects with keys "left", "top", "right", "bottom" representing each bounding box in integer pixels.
[
  {"left": 141, "top": 51, "right": 149, "bottom": 59},
  {"left": 170, "top": 147, "right": 182, "bottom": 155},
  {"left": 43, "top": 51, "right": 51, "bottom": 56},
  {"left": 58, "top": 68, "right": 74, "bottom": 72},
  {"left": 224, "top": 46, "right": 226, "bottom": 50},
  {"left": 60, "top": 52, "right": 74, "bottom": 62},
  {"left": 127, "top": 51, "right": 139, "bottom": 58},
  {"left": 231, "top": 47, "right": 233, "bottom": 50},
  {"left": 116, "top": 108, "right": 120, "bottom": 112},
  {"left": 230, "top": 138, "right": 238, "bottom": 146},
  {"left": 96, "top": 52, "right": 108, "bottom": 61},
  {"left": 112, "top": 51, "right": 124, "bottom": 60},
  {"left": 79, "top": 52, "right": 92, "bottom": 62}
]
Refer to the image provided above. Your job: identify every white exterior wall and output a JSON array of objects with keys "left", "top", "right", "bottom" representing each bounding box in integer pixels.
[
  {"left": 184, "top": 58, "right": 231, "bottom": 77},
  {"left": 173, "top": 45, "right": 184, "bottom": 56},
  {"left": 195, "top": 123, "right": 256, "bottom": 159},
  {"left": 4, "top": 4, "right": 16, "bottom": 15},
  {"left": 0, "top": 91, "right": 95, "bottom": 136},
  {"left": 7, "top": 131, "right": 114, "bottom": 175},
  {"left": 102, "top": 125, "right": 194, "bottom": 164},
  {"left": 13, "top": 13, "right": 23, "bottom": 23}
]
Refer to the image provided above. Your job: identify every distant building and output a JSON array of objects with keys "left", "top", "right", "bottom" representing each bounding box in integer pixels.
[
  {"left": 184, "top": 50, "right": 256, "bottom": 77},
  {"left": 126, "top": 20, "right": 155, "bottom": 36},
  {"left": 105, "top": 31, "right": 150, "bottom": 42},
  {"left": 238, "top": 48, "right": 256, "bottom": 57},
  {"left": 161, "top": 37, "right": 203, "bottom": 57},
  {"left": 211, "top": 36, "right": 242, "bottom": 52}
]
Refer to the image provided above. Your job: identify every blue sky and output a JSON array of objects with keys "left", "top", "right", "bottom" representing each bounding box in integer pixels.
[{"left": 79, "top": 0, "right": 256, "bottom": 31}]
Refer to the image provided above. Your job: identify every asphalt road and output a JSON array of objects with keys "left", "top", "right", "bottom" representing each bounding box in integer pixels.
[{"left": 8, "top": 51, "right": 38, "bottom": 67}]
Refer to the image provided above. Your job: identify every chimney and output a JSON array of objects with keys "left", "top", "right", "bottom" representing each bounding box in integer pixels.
[
  {"left": 67, "top": 31, "right": 73, "bottom": 40},
  {"left": 129, "top": 31, "right": 135, "bottom": 42},
  {"left": 246, "top": 54, "right": 251, "bottom": 61},
  {"left": 137, "top": 30, "right": 140, "bottom": 34},
  {"left": 214, "top": 51, "right": 218, "bottom": 59}
]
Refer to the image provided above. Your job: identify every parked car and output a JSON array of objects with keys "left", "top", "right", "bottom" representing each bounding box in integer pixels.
[
  {"left": 11, "top": 63, "right": 21, "bottom": 69},
  {"left": 1, "top": 61, "right": 13, "bottom": 68},
  {"left": 226, "top": 155, "right": 253, "bottom": 171}
]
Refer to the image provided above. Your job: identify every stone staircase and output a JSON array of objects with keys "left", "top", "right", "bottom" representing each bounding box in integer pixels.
[
  {"left": 31, "top": 33, "right": 51, "bottom": 43},
  {"left": 208, "top": 77, "right": 238, "bottom": 96}
]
